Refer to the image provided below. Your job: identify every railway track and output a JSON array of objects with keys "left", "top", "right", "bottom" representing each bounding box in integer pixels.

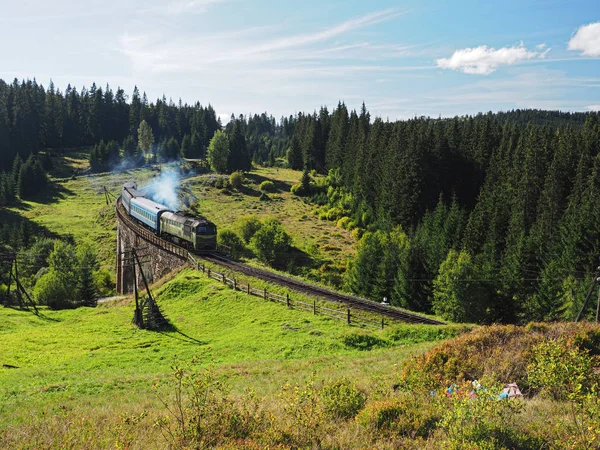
[
  {"left": 202, "top": 253, "right": 444, "bottom": 325},
  {"left": 116, "top": 197, "right": 445, "bottom": 325}
]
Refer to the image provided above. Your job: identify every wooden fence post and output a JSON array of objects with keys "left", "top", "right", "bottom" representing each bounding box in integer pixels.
[
  {"left": 248, "top": 283, "right": 250, "bottom": 295},
  {"left": 313, "top": 300, "right": 316, "bottom": 314},
  {"left": 381, "top": 317, "right": 384, "bottom": 330},
  {"left": 286, "top": 293, "right": 290, "bottom": 307},
  {"left": 264, "top": 288, "right": 267, "bottom": 299},
  {"left": 202, "top": 263, "right": 205, "bottom": 272},
  {"left": 207, "top": 268, "right": 211, "bottom": 278},
  {"left": 347, "top": 308, "right": 351, "bottom": 325},
  {"left": 233, "top": 279, "right": 237, "bottom": 290},
  {"left": 222, "top": 273, "right": 226, "bottom": 284}
]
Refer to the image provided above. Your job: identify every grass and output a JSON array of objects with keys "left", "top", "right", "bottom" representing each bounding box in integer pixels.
[
  {"left": 9, "top": 152, "right": 354, "bottom": 290},
  {"left": 0, "top": 268, "right": 457, "bottom": 447},
  {"left": 1, "top": 152, "right": 596, "bottom": 448},
  {"left": 184, "top": 167, "right": 357, "bottom": 271}
]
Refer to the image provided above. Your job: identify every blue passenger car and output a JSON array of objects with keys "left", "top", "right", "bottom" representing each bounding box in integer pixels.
[
  {"left": 129, "top": 197, "right": 171, "bottom": 231},
  {"left": 121, "top": 182, "right": 139, "bottom": 214}
]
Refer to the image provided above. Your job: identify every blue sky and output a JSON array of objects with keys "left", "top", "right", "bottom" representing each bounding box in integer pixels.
[{"left": 1, "top": 0, "right": 599, "bottom": 121}]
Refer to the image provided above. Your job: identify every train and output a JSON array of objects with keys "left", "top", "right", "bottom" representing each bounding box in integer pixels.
[{"left": 121, "top": 182, "right": 217, "bottom": 252}]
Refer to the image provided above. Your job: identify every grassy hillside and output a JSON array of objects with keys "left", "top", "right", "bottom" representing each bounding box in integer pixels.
[
  {"left": 8, "top": 152, "right": 354, "bottom": 290},
  {"left": 0, "top": 268, "right": 460, "bottom": 448},
  {"left": 2, "top": 271, "right": 598, "bottom": 449}
]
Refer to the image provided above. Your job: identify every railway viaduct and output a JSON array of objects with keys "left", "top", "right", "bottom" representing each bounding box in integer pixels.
[
  {"left": 114, "top": 197, "right": 444, "bottom": 325},
  {"left": 115, "top": 203, "right": 188, "bottom": 295}
]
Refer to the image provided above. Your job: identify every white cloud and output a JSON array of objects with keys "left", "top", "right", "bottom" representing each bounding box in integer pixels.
[
  {"left": 568, "top": 22, "right": 600, "bottom": 57},
  {"left": 221, "top": 8, "right": 405, "bottom": 60},
  {"left": 436, "top": 43, "right": 549, "bottom": 75},
  {"left": 588, "top": 105, "right": 600, "bottom": 111},
  {"left": 119, "top": 9, "right": 411, "bottom": 72}
]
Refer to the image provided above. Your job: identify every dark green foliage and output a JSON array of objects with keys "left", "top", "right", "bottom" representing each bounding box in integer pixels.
[
  {"left": 89, "top": 140, "right": 121, "bottom": 172},
  {"left": 207, "top": 130, "right": 229, "bottom": 173},
  {"left": 33, "top": 241, "right": 101, "bottom": 309},
  {"left": 234, "top": 215, "right": 262, "bottom": 243},
  {"left": 287, "top": 136, "right": 303, "bottom": 170},
  {"left": 77, "top": 244, "right": 99, "bottom": 306},
  {"left": 345, "top": 228, "right": 410, "bottom": 307},
  {"left": 0, "top": 79, "right": 221, "bottom": 174},
  {"left": 16, "top": 155, "right": 47, "bottom": 199},
  {"left": 217, "top": 229, "right": 246, "bottom": 259},
  {"left": 160, "top": 137, "right": 180, "bottom": 162},
  {"left": 432, "top": 250, "right": 491, "bottom": 323},
  {"left": 250, "top": 218, "right": 292, "bottom": 267},
  {"left": 0, "top": 172, "right": 16, "bottom": 205},
  {"left": 180, "top": 134, "right": 192, "bottom": 158},
  {"left": 226, "top": 119, "right": 251, "bottom": 173}
]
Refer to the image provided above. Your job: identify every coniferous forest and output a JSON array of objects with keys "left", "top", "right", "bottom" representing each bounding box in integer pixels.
[{"left": 1, "top": 77, "right": 599, "bottom": 323}]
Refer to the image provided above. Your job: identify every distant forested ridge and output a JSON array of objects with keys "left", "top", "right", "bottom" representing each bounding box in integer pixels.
[
  {"left": 1, "top": 77, "right": 599, "bottom": 323},
  {"left": 0, "top": 78, "right": 221, "bottom": 172}
]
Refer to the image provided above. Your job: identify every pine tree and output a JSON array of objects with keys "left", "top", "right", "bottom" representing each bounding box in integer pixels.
[
  {"left": 77, "top": 244, "right": 98, "bottom": 306},
  {"left": 287, "top": 136, "right": 303, "bottom": 170}
]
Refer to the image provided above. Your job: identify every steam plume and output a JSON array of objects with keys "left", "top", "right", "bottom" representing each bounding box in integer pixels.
[{"left": 144, "top": 169, "right": 181, "bottom": 211}]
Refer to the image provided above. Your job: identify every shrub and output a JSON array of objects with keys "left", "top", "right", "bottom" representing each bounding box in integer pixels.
[
  {"left": 229, "top": 171, "right": 244, "bottom": 189},
  {"left": 234, "top": 215, "right": 262, "bottom": 243},
  {"left": 33, "top": 271, "right": 72, "bottom": 309},
  {"left": 218, "top": 229, "right": 246, "bottom": 258},
  {"left": 356, "top": 400, "right": 404, "bottom": 433},
  {"left": 309, "top": 192, "right": 327, "bottom": 205},
  {"left": 401, "top": 322, "right": 600, "bottom": 392},
  {"left": 290, "top": 183, "right": 306, "bottom": 196},
  {"left": 527, "top": 339, "right": 599, "bottom": 401},
  {"left": 358, "top": 394, "right": 440, "bottom": 439},
  {"left": 259, "top": 180, "right": 275, "bottom": 192},
  {"left": 351, "top": 227, "right": 363, "bottom": 240},
  {"left": 321, "top": 378, "right": 366, "bottom": 420},
  {"left": 155, "top": 363, "right": 264, "bottom": 448},
  {"left": 250, "top": 218, "right": 292, "bottom": 267},
  {"left": 336, "top": 216, "right": 353, "bottom": 230},
  {"left": 326, "top": 207, "right": 342, "bottom": 221},
  {"left": 279, "top": 375, "right": 328, "bottom": 448},
  {"left": 94, "top": 269, "right": 114, "bottom": 297}
]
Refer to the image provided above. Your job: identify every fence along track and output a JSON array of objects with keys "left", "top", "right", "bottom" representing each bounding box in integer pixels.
[{"left": 116, "top": 197, "right": 444, "bottom": 326}]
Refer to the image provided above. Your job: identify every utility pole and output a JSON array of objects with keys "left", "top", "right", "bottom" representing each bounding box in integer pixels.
[{"left": 125, "top": 247, "right": 167, "bottom": 330}]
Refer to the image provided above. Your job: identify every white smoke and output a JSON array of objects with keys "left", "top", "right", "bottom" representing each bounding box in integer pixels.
[{"left": 144, "top": 168, "right": 182, "bottom": 211}]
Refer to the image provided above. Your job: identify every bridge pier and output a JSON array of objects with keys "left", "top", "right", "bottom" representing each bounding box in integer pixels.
[{"left": 116, "top": 210, "right": 188, "bottom": 294}]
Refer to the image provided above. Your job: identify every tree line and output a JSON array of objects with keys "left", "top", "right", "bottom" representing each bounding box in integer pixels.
[
  {"left": 0, "top": 78, "right": 221, "bottom": 173},
  {"left": 284, "top": 107, "right": 600, "bottom": 323}
]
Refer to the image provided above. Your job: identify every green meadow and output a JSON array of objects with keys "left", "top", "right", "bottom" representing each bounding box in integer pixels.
[{"left": 0, "top": 268, "right": 460, "bottom": 447}]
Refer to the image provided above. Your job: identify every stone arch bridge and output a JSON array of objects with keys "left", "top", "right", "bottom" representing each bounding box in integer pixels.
[{"left": 115, "top": 198, "right": 190, "bottom": 294}]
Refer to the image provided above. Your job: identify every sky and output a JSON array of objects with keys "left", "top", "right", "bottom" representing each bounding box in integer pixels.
[{"left": 1, "top": 0, "right": 599, "bottom": 122}]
